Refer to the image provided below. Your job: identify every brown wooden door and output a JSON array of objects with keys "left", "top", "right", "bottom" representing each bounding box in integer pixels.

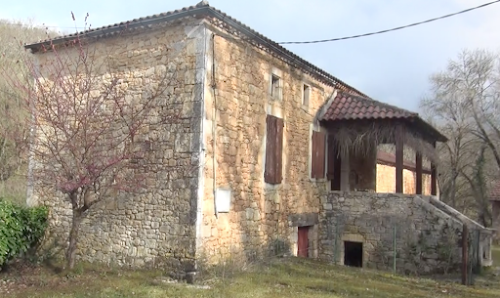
[{"left": 297, "top": 226, "right": 310, "bottom": 257}]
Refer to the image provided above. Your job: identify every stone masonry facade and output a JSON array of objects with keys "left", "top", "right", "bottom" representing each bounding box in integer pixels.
[
  {"left": 28, "top": 19, "right": 207, "bottom": 272},
  {"left": 199, "top": 23, "right": 333, "bottom": 262}
]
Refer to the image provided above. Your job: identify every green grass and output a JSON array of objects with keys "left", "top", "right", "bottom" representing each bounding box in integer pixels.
[
  {"left": 1, "top": 258, "right": 499, "bottom": 298},
  {"left": 493, "top": 245, "right": 500, "bottom": 265}
]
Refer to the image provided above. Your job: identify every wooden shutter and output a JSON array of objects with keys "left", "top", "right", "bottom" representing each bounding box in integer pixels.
[
  {"left": 275, "top": 117, "right": 284, "bottom": 184},
  {"left": 264, "top": 115, "right": 284, "bottom": 185},
  {"left": 265, "top": 115, "right": 276, "bottom": 184},
  {"left": 311, "top": 130, "right": 326, "bottom": 179}
]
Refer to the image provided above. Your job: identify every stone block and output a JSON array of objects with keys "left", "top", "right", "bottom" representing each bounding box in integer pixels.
[{"left": 245, "top": 208, "right": 254, "bottom": 220}]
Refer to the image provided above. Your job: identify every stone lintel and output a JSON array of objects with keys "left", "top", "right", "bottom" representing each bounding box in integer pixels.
[{"left": 289, "top": 213, "right": 319, "bottom": 227}]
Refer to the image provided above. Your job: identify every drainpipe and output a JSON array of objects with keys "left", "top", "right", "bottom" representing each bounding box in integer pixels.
[{"left": 211, "top": 33, "right": 218, "bottom": 218}]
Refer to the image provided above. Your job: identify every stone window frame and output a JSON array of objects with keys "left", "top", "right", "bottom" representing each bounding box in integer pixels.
[
  {"left": 340, "top": 234, "right": 367, "bottom": 267},
  {"left": 268, "top": 68, "right": 283, "bottom": 101},
  {"left": 288, "top": 213, "right": 319, "bottom": 258},
  {"left": 302, "top": 83, "right": 311, "bottom": 108}
]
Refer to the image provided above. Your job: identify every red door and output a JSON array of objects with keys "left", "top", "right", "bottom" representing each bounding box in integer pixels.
[{"left": 297, "top": 226, "right": 310, "bottom": 257}]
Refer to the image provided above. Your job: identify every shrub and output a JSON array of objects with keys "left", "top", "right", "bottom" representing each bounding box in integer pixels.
[{"left": 0, "top": 198, "right": 48, "bottom": 268}]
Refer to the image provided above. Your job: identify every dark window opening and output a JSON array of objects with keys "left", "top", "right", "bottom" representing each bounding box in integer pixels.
[
  {"left": 327, "top": 136, "right": 341, "bottom": 190},
  {"left": 344, "top": 241, "right": 363, "bottom": 267}
]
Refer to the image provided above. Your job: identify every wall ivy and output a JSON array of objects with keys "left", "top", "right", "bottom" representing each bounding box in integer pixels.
[{"left": 0, "top": 199, "right": 48, "bottom": 267}]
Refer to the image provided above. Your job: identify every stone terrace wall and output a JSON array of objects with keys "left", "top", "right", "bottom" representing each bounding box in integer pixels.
[
  {"left": 199, "top": 25, "right": 334, "bottom": 263},
  {"left": 28, "top": 19, "right": 206, "bottom": 273},
  {"left": 319, "top": 192, "right": 463, "bottom": 274}
]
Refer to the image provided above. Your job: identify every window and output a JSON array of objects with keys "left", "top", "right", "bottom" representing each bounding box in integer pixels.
[
  {"left": 265, "top": 115, "right": 284, "bottom": 184},
  {"left": 311, "top": 130, "right": 326, "bottom": 179},
  {"left": 302, "top": 84, "right": 310, "bottom": 106},
  {"left": 271, "top": 75, "right": 282, "bottom": 100}
]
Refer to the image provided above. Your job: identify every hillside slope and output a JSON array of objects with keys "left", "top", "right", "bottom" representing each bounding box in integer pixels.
[{"left": 2, "top": 257, "right": 499, "bottom": 298}]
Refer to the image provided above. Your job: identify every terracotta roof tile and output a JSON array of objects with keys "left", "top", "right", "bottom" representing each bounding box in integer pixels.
[{"left": 322, "top": 91, "right": 417, "bottom": 121}]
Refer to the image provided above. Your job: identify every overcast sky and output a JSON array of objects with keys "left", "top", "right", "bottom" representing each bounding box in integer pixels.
[{"left": 2, "top": 0, "right": 500, "bottom": 112}]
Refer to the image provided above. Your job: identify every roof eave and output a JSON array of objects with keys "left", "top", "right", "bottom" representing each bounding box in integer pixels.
[
  {"left": 24, "top": 6, "right": 212, "bottom": 52},
  {"left": 23, "top": 5, "right": 366, "bottom": 97},
  {"left": 412, "top": 117, "right": 448, "bottom": 143}
]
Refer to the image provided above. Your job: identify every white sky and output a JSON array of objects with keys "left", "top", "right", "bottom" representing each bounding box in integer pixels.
[{"left": 2, "top": 0, "right": 500, "bottom": 112}]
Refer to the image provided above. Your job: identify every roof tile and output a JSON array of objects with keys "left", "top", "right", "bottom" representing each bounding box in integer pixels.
[{"left": 321, "top": 91, "right": 417, "bottom": 121}]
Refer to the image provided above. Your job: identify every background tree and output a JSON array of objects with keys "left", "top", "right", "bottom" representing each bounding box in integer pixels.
[
  {"left": 0, "top": 20, "right": 50, "bottom": 202},
  {"left": 1, "top": 14, "right": 183, "bottom": 269},
  {"left": 421, "top": 49, "right": 500, "bottom": 226}
]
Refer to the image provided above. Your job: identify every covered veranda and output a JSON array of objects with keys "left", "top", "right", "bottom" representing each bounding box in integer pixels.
[{"left": 318, "top": 91, "right": 448, "bottom": 195}]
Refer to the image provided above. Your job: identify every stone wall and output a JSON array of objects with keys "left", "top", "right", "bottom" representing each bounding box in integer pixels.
[
  {"left": 198, "top": 25, "right": 333, "bottom": 263},
  {"left": 319, "top": 192, "right": 464, "bottom": 274},
  {"left": 28, "top": 19, "right": 206, "bottom": 273}
]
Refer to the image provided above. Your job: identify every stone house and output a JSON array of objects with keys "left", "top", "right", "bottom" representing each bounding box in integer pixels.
[{"left": 25, "top": 1, "right": 494, "bottom": 277}]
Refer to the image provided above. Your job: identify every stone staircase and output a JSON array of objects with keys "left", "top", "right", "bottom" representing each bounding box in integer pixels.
[{"left": 427, "top": 196, "right": 495, "bottom": 267}]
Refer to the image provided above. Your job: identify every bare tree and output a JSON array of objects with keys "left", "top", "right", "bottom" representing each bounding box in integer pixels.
[
  {"left": 461, "top": 144, "right": 492, "bottom": 226},
  {"left": 421, "top": 49, "right": 500, "bottom": 225},
  {"left": 1, "top": 15, "right": 182, "bottom": 269},
  {"left": 0, "top": 20, "right": 50, "bottom": 199},
  {"left": 421, "top": 68, "right": 476, "bottom": 210}
]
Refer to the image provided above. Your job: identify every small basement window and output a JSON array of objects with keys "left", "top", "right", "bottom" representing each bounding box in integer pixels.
[
  {"left": 271, "top": 75, "right": 282, "bottom": 99},
  {"left": 302, "top": 84, "right": 310, "bottom": 106},
  {"left": 344, "top": 241, "right": 363, "bottom": 267}
]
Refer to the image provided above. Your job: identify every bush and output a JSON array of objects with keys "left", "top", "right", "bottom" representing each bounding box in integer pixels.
[{"left": 0, "top": 199, "right": 48, "bottom": 268}]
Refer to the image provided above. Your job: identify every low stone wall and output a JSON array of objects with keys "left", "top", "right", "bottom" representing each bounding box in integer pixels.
[{"left": 319, "top": 192, "right": 464, "bottom": 274}]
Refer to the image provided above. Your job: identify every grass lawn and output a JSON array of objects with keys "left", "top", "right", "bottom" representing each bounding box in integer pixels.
[
  {"left": 1, "top": 258, "right": 499, "bottom": 298},
  {"left": 493, "top": 245, "right": 500, "bottom": 265}
]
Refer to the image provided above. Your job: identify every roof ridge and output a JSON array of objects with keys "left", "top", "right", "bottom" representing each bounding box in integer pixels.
[{"left": 24, "top": 2, "right": 366, "bottom": 97}]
